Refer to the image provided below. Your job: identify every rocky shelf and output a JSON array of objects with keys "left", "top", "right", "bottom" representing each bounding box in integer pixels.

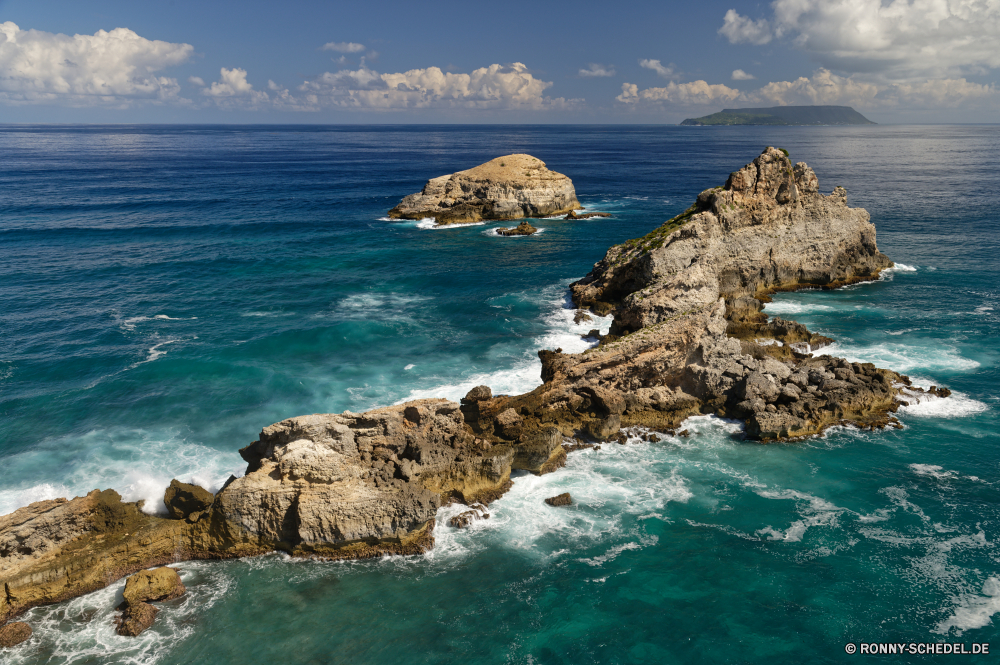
[{"left": 1, "top": 147, "right": 933, "bottom": 639}]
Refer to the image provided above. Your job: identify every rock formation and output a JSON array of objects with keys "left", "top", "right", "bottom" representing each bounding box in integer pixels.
[
  {"left": 387, "top": 154, "right": 580, "bottom": 225},
  {"left": 0, "top": 621, "right": 31, "bottom": 648},
  {"left": 496, "top": 221, "right": 538, "bottom": 236},
  {"left": 1, "top": 147, "right": 922, "bottom": 628},
  {"left": 564, "top": 211, "right": 611, "bottom": 220},
  {"left": 115, "top": 567, "right": 185, "bottom": 636},
  {"left": 545, "top": 493, "right": 573, "bottom": 507}
]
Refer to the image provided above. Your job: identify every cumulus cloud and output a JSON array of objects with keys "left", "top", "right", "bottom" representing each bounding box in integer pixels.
[
  {"left": 721, "top": 0, "right": 1000, "bottom": 79},
  {"left": 579, "top": 63, "right": 615, "bottom": 77},
  {"left": 638, "top": 59, "right": 680, "bottom": 79},
  {"left": 718, "top": 9, "right": 773, "bottom": 45},
  {"left": 188, "top": 76, "right": 205, "bottom": 87},
  {"left": 617, "top": 79, "right": 741, "bottom": 105},
  {"left": 618, "top": 68, "right": 997, "bottom": 111},
  {"left": 195, "top": 67, "right": 273, "bottom": 108},
  {"left": 731, "top": 69, "right": 756, "bottom": 80},
  {"left": 322, "top": 41, "right": 365, "bottom": 53},
  {"left": 0, "top": 21, "right": 192, "bottom": 106},
  {"left": 299, "top": 62, "right": 568, "bottom": 110}
]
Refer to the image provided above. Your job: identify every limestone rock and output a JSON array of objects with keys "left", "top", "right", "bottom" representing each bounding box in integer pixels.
[
  {"left": 387, "top": 154, "right": 580, "bottom": 225},
  {"left": 496, "top": 221, "right": 538, "bottom": 236},
  {"left": 0, "top": 621, "right": 32, "bottom": 648},
  {"left": 122, "top": 567, "right": 185, "bottom": 605},
  {"left": 544, "top": 493, "right": 573, "bottom": 507},
  {"left": 564, "top": 211, "right": 611, "bottom": 220},
  {"left": 164, "top": 480, "right": 214, "bottom": 521},
  {"left": 115, "top": 602, "right": 158, "bottom": 637}
]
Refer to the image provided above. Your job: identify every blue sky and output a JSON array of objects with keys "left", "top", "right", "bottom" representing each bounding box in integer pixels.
[{"left": 1, "top": 0, "right": 998, "bottom": 123}]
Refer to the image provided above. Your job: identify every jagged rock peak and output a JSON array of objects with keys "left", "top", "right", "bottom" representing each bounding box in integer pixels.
[{"left": 387, "top": 154, "right": 581, "bottom": 226}]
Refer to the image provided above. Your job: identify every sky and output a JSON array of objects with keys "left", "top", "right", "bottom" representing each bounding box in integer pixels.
[{"left": 0, "top": 0, "right": 998, "bottom": 124}]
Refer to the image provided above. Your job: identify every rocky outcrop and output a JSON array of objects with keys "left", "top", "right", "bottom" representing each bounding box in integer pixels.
[
  {"left": 496, "top": 221, "right": 538, "bottom": 236},
  {"left": 0, "top": 621, "right": 31, "bottom": 648},
  {"left": 564, "top": 211, "right": 611, "bottom": 220},
  {"left": 388, "top": 154, "right": 580, "bottom": 225},
  {"left": 1, "top": 147, "right": 917, "bottom": 626},
  {"left": 545, "top": 493, "right": 573, "bottom": 507},
  {"left": 114, "top": 567, "right": 185, "bottom": 636},
  {"left": 164, "top": 480, "right": 214, "bottom": 522}
]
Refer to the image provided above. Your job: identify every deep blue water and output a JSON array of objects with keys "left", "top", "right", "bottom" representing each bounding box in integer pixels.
[{"left": 1, "top": 125, "right": 998, "bottom": 664}]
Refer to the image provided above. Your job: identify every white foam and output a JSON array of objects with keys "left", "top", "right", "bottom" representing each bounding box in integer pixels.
[
  {"left": 909, "top": 464, "right": 959, "bottom": 481},
  {"left": 754, "top": 488, "right": 845, "bottom": 543},
  {"left": 822, "top": 341, "right": 980, "bottom": 373},
  {"left": 404, "top": 364, "right": 415, "bottom": 370},
  {"left": 401, "top": 283, "right": 612, "bottom": 403},
  {"left": 415, "top": 218, "right": 485, "bottom": 230},
  {"left": 936, "top": 577, "right": 1000, "bottom": 635},
  {"left": 8, "top": 561, "right": 235, "bottom": 665},
  {"left": 484, "top": 227, "right": 546, "bottom": 237},
  {"left": 0, "top": 428, "right": 244, "bottom": 518},
  {"left": 896, "top": 383, "right": 988, "bottom": 419},
  {"left": 763, "top": 301, "right": 835, "bottom": 315},
  {"left": 974, "top": 306, "right": 994, "bottom": 314},
  {"left": 241, "top": 311, "right": 295, "bottom": 318},
  {"left": 887, "top": 263, "right": 918, "bottom": 272}
]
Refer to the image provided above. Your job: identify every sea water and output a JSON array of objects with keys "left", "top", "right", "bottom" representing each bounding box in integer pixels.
[{"left": 1, "top": 125, "right": 997, "bottom": 664}]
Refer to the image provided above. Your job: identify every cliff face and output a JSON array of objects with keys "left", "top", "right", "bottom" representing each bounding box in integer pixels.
[
  {"left": 387, "top": 154, "right": 581, "bottom": 225},
  {"left": 2, "top": 147, "right": 917, "bottom": 630}
]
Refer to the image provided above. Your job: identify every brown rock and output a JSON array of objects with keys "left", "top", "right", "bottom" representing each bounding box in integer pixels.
[
  {"left": 544, "top": 493, "right": 573, "bottom": 507},
  {"left": 115, "top": 602, "right": 158, "bottom": 637},
  {"left": 496, "top": 221, "right": 538, "bottom": 236},
  {"left": 122, "top": 567, "right": 186, "bottom": 605},
  {"left": 163, "top": 479, "right": 214, "bottom": 521},
  {"left": 387, "top": 154, "right": 580, "bottom": 225},
  {"left": 573, "top": 310, "right": 593, "bottom": 324},
  {"left": 0, "top": 621, "right": 32, "bottom": 648}
]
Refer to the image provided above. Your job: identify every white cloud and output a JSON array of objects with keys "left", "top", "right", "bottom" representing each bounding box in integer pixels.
[
  {"left": 731, "top": 69, "right": 756, "bottom": 80},
  {"left": 0, "top": 21, "right": 192, "bottom": 106},
  {"left": 718, "top": 9, "right": 773, "bottom": 45},
  {"left": 617, "top": 79, "right": 741, "bottom": 105},
  {"left": 723, "top": 0, "right": 1000, "bottom": 79},
  {"left": 638, "top": 59, "right": 680, "bottom": 79},
  {"left": 322, "top": 41, "right": 365, "bottom": 53},
  {"left": 201, "top": 67, "right": 271, "bottom": 107},
  {"left": 617, "top": 68, "right": 998, "bottom": 111},
  {"left": 299, "top": 62, "right": 568, "bottom": 110},
  {"left": 579, "top": 63, "right": 615, "bottom": 77},
  {"left": 188, "top": 76, "right": 205, "bottom": 87}
]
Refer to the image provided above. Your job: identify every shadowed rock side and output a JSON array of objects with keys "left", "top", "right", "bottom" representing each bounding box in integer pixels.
[
  {"left": 387, "top": 154, "right": 581, "bottom": 225},
  {"left": 1, "top": 147, "right": 924, "bottom": 629}
]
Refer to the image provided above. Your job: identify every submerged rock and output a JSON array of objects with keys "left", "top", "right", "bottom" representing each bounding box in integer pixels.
[
  {"left": 496, "top": 221, "right": 538, "bottom": 236},
  {"left": 387, "top": 154, "right": 580, "bottom": 225},
  {"left": 0, "top": 621, "right": 32, "bottom": 648}
]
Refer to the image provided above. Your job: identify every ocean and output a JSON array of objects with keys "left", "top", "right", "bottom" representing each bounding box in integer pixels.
[{"left": 1, "top": 124, "right": 997, "bottom": 664}]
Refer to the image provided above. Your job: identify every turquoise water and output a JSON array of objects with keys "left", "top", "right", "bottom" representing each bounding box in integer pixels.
[{"left": 1, "top": 125, "right": 998, "bottom": 664}]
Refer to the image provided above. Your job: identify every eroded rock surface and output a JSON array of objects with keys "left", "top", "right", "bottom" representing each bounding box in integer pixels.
[
  {"left": 388, "top": 154, "right": 580, "bottom": 225},
  {"left": 496, "top": 221, "right": 538, "bottom": 236},
  {"left": 0, "top": 621, "right": 32, "bottom": 648}
]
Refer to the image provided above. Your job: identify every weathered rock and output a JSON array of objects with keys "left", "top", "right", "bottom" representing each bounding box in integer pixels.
[
  {"left": 0, "top": 621, "right": 32, "bottom": 648},
  {"left": 573, "top": 310, "right": 593, "bottom": 324},
  {"left": 447, "top": 504, "right": 490, "bottom": 528},
  {"left": 115, "top": 601, "right": 158, "bottom": 637},
  {"left": 122, "top": 567, "right": 185, "bottom": 605},
  {"left": 496, "top": 221, "right": 538, "bottom": 236},
  {"left": 564, "top": 211, "right": 612, "bottom": 220},
  {"left": 545, "top": 493, "right": 573, "bottom": 507},
  {"left": 164, "top": 480, "right": 214, "bottom": 521},
  {"left": 388, "top": 154, "right": 581, "bottom": 225}
]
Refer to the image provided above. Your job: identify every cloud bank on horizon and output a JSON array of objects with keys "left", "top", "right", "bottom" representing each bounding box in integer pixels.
[{"left": 0, "top": 0, "right": 997, "bottom": 121}]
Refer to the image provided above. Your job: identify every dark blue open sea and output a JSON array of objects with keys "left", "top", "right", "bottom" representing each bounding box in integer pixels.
[{"left": 1, "top": 124, "right": 999, "bottom": 664}]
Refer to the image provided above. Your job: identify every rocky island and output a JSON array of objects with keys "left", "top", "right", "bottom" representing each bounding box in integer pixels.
[
  {"left": 2, "top": 147, "right": 933, "bottom": 642},
  {"left": 681, "top": 105, "right": 875, "bottom": 126},
  {"left": 387, "top": 154, "right": 581, "bottom": 225}
]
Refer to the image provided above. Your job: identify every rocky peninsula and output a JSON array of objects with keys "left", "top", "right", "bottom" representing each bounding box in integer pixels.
[
  {"left": 2, "top": 147, "right": 927, "bottom": 640},
  {"left": 387, "top": 154, "right": 581, "bottom": 225}
]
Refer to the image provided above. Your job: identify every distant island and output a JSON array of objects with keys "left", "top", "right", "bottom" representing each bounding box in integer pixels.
[{"left": 680, "top": 105, "right": 875, "bottom": 126}]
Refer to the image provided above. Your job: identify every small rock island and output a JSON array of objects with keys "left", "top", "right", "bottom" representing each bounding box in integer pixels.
[
  {"left": 681, "top": 105, "right": 875, "bottom": 126},
  {"left": 387, "top": 154, "right": 581, "bottom": 226}
]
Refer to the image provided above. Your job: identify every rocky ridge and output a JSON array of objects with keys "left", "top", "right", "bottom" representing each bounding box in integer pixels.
[
  {"left": 1, "top": 147, "right": 928, "bottom": 638},
  {"left": 387, "top": 154, "right": 580, "bottom": 225}
]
